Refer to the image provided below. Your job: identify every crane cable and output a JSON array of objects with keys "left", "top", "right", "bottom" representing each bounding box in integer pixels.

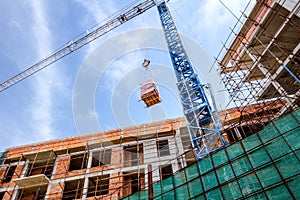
[{"left": 140, "top": 9, "right": 153, "bottom": 81}]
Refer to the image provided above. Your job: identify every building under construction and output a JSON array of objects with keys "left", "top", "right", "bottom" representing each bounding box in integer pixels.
[
  {"left": 0, "top": 0, "right": 300, "bottom": 199},
  {"left": 0, "top": 104, "right": 299, "bottom": 199}
]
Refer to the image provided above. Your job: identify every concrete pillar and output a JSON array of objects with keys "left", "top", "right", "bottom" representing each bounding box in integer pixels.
[
  {"left": 45, "top": 156, "right": 70, "bottom": 199},
  {"left": 82, "top": 151, "right": 93, "bottom": 200},
  {"left": 20, "top": 160, "right": 29, "bottom": 178},
  {"left": 52, "top": 156, "right": 70, "bottom": 179},
  {"left": 168, "top": 138, "right": 179, "bottom": 173},
  {"left": 143, "top": 141, "right": 158, "bottom": 164},
  {"left": 151, "top": 163, "right": 160, "bottom": 182},
  {"left": 46, "top": 181, "right": 64, "bottom": 200}
]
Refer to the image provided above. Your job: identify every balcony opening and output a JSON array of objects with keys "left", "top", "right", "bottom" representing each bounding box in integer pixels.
[
  {"left": 16, "top": 185, "right": 47, "bottom": 200},
  {"left": 26, "top": 160, "right": 55, "bottom": 179},
  {"left": 24, "top": 150, "right": 56, "bottom": 179}
]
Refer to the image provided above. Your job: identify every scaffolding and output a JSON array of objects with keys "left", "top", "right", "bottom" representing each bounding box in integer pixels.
[{"left": 215, "top": 0, "right": 300, "bottom": 135}]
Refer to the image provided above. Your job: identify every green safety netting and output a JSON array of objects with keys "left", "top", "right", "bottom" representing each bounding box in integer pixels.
[
  {"left": 122, "top": 110, "right": 300, "bottom": 200},
  {"left": 0, "top": 151, "right": 7, "bottom": 165},
  {"left": 221, "top": 181, "right": 242, "bottom": 199}
]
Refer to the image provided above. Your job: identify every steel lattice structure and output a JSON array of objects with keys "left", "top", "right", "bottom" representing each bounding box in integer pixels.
[{"left": 158, "top": 2, "right": 225, "bottom": 159}]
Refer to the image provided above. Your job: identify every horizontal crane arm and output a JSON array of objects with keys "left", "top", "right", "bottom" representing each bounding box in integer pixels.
[{"left": 0, "top": 0, "right": 156, "bottom": 92}]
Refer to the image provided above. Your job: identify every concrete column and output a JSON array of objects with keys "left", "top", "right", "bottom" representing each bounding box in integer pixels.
[
  {"left": 82, "top": 151, "right": 93, "bottom": 200},
  {"left": 168, "top": 138, "right": 176, "bottom": 156},
  {"left": 168, "top": 138, "right": 179, "bottom": 173},
  {"left": 151, "top": 163, "right": 160, "bottom": 182},
  {"left": 234, "top": 127, "right": 242, "bottom": 140},
  {"left": 45, "top": 156, "right": 70, "bottom": 199},
  {"left": 143, "top": 140, "right": 158, "bottom": 164},
  {"left": 175, "top": 129, "right": 185, "bottom": 168},
  {"left": 46, "top": 181, "right": 64, "bottom": 200},
  {"left": 20, "top": 160, "right": 29, "bottom": 178}
]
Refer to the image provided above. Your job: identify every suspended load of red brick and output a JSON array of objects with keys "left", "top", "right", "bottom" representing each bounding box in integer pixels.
[
  {"left": 140, "top": 59, "right": 161, "bottom": 107},
  {"left": 140, "top": 79, "right": 162, "bottom": 107}
]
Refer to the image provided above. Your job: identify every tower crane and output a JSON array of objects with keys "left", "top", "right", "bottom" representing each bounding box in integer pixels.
[{"left": 0, "top": 0, "right": 225, "bottom": 159}]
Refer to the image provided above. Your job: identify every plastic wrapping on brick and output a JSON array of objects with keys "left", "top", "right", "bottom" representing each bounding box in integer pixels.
[{"left": 140, "top": 79, "right": 161, "bottom": 107}]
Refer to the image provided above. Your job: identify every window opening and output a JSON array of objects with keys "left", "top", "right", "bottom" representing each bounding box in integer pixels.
[
  {"left": 157, "top": 140, "right": 170, "bottom": 156},
  {"left": 124, "top": 144, "right": 143, "bottom": 167},
  {"left": 69, "top": 153, "right": 88, "bottom": 171},
  {"left": 91, "top": 149, "right": 112, "bottom": 167},
  {"left": 62, "top": 179, "right": 84, "bottom": 200},
  {"left": 87, "top": 174, "right": 110, "bottom": 197},
  {"left": 3, "top": 165, "right": 16, "bottom": 183},
  {"left": 160, "top": 164, "right": 173, "bottom": 180}
]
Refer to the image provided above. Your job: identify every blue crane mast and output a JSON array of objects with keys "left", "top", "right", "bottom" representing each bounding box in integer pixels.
[
  {"left": 0, "top": 0, "right": 225, "bottom": 159},
  {"left": 157, "top": 2, "right": 225, "bottom": 159}
]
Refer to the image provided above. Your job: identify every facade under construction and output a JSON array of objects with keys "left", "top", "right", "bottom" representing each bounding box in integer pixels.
[
  {"left": 0, "top": 103, "right": 273, "bottom": 200},
  {"left": 0, "top": 0, "right": 299, "bottom": 199}
]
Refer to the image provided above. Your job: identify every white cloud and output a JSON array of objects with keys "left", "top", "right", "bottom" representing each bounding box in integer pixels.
[
  {"left": 75, "top": 1, "right": 146, "bottom": 91},
  {"left": 27, "top": 1, "right": 62, "bottom": 141}
]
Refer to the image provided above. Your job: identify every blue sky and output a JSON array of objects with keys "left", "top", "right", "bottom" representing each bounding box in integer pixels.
[{"left": 0, "top": 0, "right": 254, "bottom": 150}]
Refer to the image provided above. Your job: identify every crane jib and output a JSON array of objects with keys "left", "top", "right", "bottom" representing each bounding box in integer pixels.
[{"left": 0, "top": 0, "right": 156, "bottom": 92}]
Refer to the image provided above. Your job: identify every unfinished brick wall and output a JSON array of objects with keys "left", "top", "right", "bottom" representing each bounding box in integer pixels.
[
  {"left": 109, "top": 172, "right": 122, "bottom": 200},
  {"left": 0, "top": 167, "right": 6, "bottom": 184},
  {"left": 111, "top": 147, "right": 123, "bottom": 168},
  {"left": 48, "top": 182, "right": 64, "bottom": 200},
  {"left": 12, "top": 164, "right": 24, "bottom": 180},
  {"left": 53, "top": 156, "right": 70, "bottom": 180},
  {"left": 0, "top": 117, "right": 188, "bottom": 199},
  {"left": 5, "top": 118, "right": 186, "bottom": 159}
]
